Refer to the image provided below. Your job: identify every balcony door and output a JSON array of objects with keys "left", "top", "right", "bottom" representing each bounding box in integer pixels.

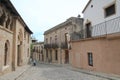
[{"left": 86, "top": 23, "right": 91, "bottom": 38}]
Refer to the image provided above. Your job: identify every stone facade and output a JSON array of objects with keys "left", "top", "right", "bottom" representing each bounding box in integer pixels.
[
  {"left": 44, "top": 17, "right": 83, "bottom": 64},
  {"left": 70, "top": 0, "right": 120, "bottom": 75},
  {"left": 32, "top": 42, "right": 44, "bottom": 62},
  {"left": 0, "top": 0, "right": 32, "bottom": 75}
]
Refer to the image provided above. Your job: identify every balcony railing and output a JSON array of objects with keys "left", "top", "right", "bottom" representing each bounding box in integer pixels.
[
  {"left": 52, "top": 43, "right": 59, "bottom": 49},
  {"left": 44, "top": 43, "right": 59, "bottom": 49},
  {"left": 71, "top": 16, "right": 120, "bottom": 40},
  {"left": 60, "top": 42, "right": 68, "bottom": 49},
  {"left": 44, "top": 44, "right": 51, "bottom": 49},
  {"left": 92, "top": 16, "right": 120, "bottom": 37}
]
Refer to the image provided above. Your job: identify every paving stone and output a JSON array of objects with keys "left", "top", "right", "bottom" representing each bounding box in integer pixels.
[{"left": 0, "top": 63, "right": 120, "bottom": 80}]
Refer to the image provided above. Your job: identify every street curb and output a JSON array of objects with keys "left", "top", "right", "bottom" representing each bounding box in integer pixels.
[{"left": 68, "top": 67, "right": 120, "bottom": 80}]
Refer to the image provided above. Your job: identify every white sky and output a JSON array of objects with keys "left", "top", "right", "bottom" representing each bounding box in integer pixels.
[{"left": 10, "top": 0, "right": 89, "bottom": 41}]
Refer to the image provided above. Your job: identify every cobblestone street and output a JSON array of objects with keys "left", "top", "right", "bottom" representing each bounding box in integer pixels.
[{"left": 0, "top": 63, "right": 120, "bottom": 80}]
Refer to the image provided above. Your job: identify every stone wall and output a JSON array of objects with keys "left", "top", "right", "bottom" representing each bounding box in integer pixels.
[
  {"left": 44, "top": 17, "right": 83, "bottom": 64},
  {"left": 0, "top": 1, "right": 32, "bottom": 75},
  {"left": 0, "top": 25, "right": 13, "bottom": 75}
]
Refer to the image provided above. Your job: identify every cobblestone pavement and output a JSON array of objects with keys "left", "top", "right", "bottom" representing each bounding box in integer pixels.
[{"left": 0, "top": 63, "right": 120, "bottom": 80}]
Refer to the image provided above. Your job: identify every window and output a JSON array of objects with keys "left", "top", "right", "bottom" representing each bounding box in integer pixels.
[
  {"left": 55, "top": 50, "right": 58, "bottom": 60},
  {"left": 55, "top": 35, "right": 57, "bottom": 43},
  {"left": 39, "top": 46, "right": 41, "bottom": 53},
  {"left": 104, "top": 4, "right": 115, "bottom": 17},
  {"left": 50, "top": 37, "right": 52, "bottom": 43},
  {"left": 10, "top": 19, "right": 13, "bottom": 31},
  {"left": 91, "top": 5, "right": 93, "bottom": 8},
  {"left": 28, "top": 34, "right": 29, "bottom": 43},
  {"left": 37, "top": 47, "right": 39, "bottom": 53},
  {"left": 65, "top": 33, "right": 68, "bottom": 43},
  {"left": 86, "top": 23, "right": 91, "bottom": 38},
  {"left": 46, "top": 38, "right": 48, "bottom": 44},
  {"left": 88, "top": 52, "right": 93, "bottom": 66},
  {"left": 33, "top": 47, "right": 35, "bottom": 52},
  {"left": 6, "top": 16, "right": 10, "bottom": 29},
  {"left": 4, "top": 40, "right": 9, "bottom": 66},
  {"left": 4, "top": 43, "right": 8, "bottom": 66},
  {"left": 0, "top": 11, "right": 6, "bottom": 26}
]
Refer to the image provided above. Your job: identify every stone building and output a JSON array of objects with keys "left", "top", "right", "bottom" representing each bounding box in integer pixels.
[
  {"left": 44, "top": 17, "right": 83, "bottom": 64},
  {"left": 71, "top": 0, "right": 120, "bottom": 75},
  {"left": 0, "top": 0, "right": 32, "bottom": 75},
  {"left": 32, "top": 42, "right": 44, "bottom": 62}
]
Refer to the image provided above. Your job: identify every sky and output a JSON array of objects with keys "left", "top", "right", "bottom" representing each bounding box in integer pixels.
[{"left": 10, "top": 0, "right": 89, "bottom": 41}]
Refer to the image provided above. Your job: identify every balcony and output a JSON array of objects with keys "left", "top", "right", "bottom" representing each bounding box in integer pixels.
[
  {"left": 71, "top": 16, "right": 120, "bottom": 40},
  {"left": 60, "top": 42, "right": 68, "bottom": 49},
  {"left": 92, "top": 16, "right": 120, "bottom": 37},
  {"left": 51, "top": 43, "right": 59, "bottom": 49},
  {"left": 44, "top": 44, "right": 51, "bottom": 49},
  {"left": 44, "top": 43, "right": 59, "bottom": 49}
]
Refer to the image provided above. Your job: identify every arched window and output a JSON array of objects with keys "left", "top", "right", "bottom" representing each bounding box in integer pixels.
[{"left": 4, "top": 40, "right": 9, "bottom": 66}]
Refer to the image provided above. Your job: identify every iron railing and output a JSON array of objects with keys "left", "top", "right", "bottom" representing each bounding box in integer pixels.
[
  {"left": 71, "top": 16, "right": 120, "bottom": 40},
  {"left": 44, "top": 43, "right": 59, "bottom": 49},
  {"left": 60, "top": 42, "right": 68, "bottom": 49},
  {"left": 51, "top": 43, "right": 59, "bottom": 49},
  {"left": 44, "top": 44, "right": 51, "bottom": 49},
  {"left": 92, "top": 16, "right": 120, "bottom": 37}
]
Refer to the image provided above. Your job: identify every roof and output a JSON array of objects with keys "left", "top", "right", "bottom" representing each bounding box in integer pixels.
[
  {"left": 82, "top": 0, "right": 92, "bottom": 13},
  {"left": 44, "top": 21, "right": 71, "bottom": 35},
  {"left": 1, "top": 0, "right": 33, "bottom": 34},
  {"left": 44, "top": 17, "right": 83, "bottom": 35}
]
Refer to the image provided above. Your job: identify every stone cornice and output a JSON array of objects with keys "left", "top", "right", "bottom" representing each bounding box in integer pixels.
[
  {"left": 1, "top": 0, "right": 33, "bottom": 34},
  {"left": 44, "top": 17, "right": 83, "bottom": 35}
]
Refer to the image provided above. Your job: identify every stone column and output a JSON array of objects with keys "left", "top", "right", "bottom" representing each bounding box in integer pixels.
[{"left": 12, "top": 17, "right": 17, "bottom": 71}]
